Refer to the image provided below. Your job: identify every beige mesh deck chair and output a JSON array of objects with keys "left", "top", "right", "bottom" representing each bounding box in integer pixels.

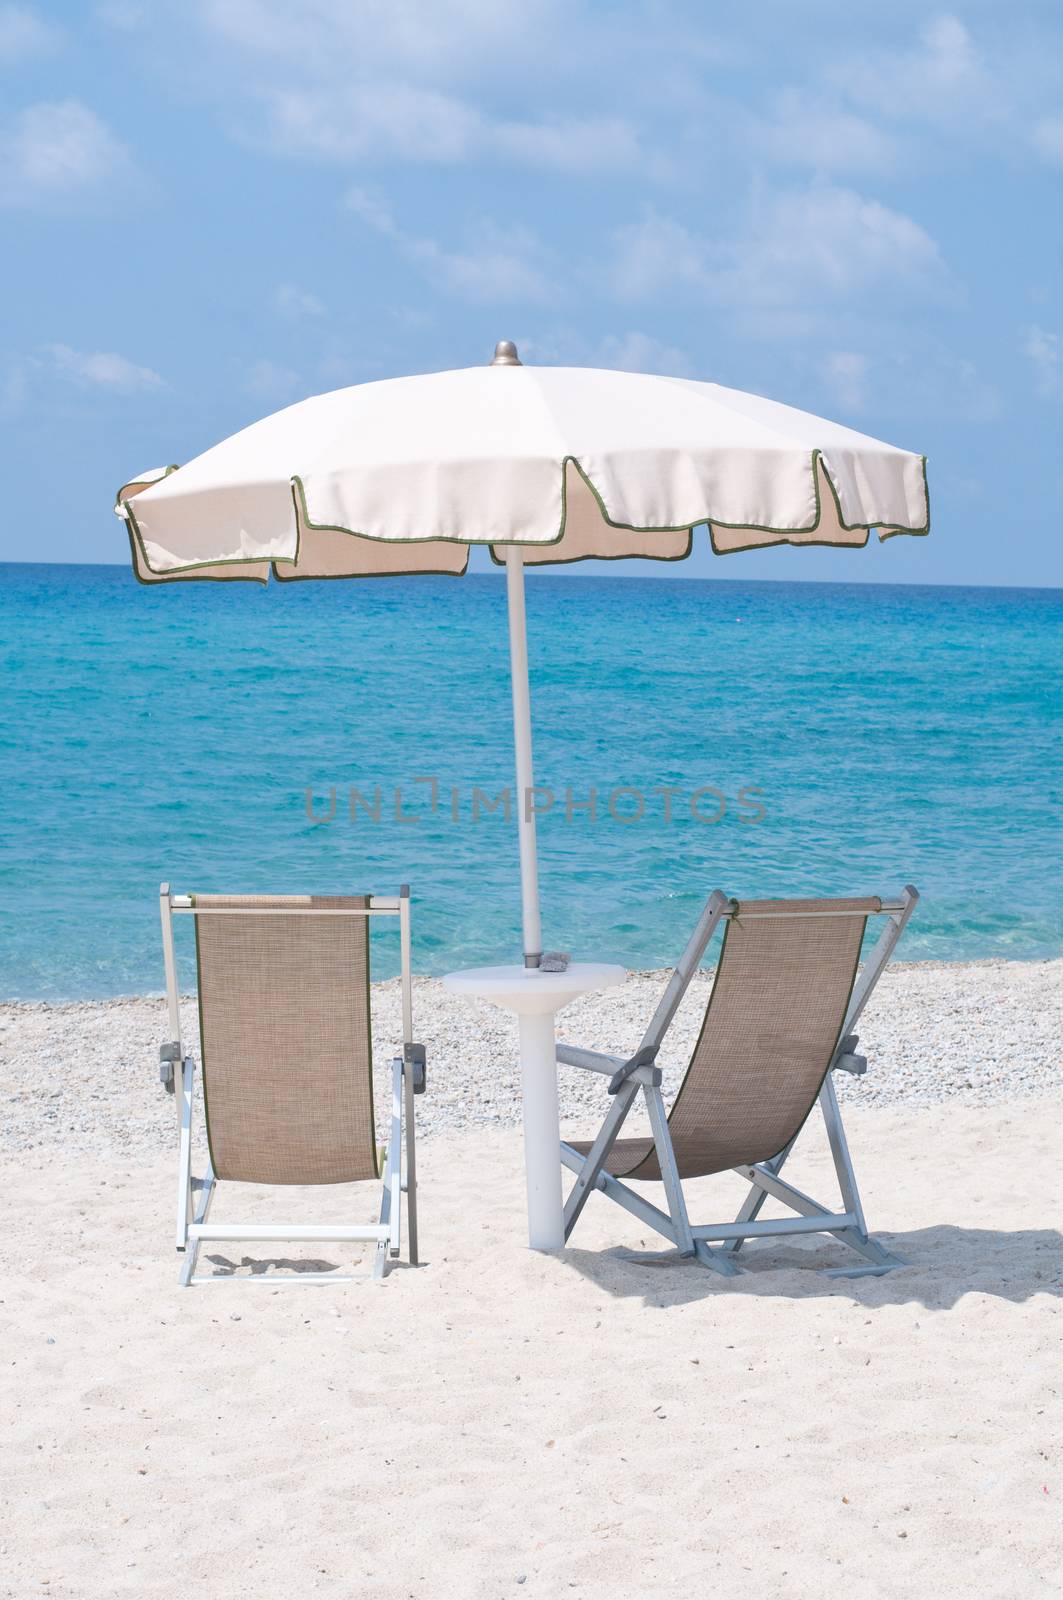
[
  {"left": 559, "top": 887, "right": 918, "bottom": 1277},
  {"left": 158, "top": 884, "right": 425, "bottom": 1287}
]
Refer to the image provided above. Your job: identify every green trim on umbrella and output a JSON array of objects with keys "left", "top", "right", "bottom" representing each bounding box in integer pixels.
[
  {"left": 123, "top": 524, "right": 270, "bottom": 586},
  {"left": 488, "top": 531, "right": 696, "bottom": 568},
  {"left": 271, "top": 562, "right": 471, "bottom": 581},
  {"left": 707, "top": 451, "right": 930, "bottom": 552},
  {"left": 120, "top": 465, "right": 265, "bottom": 587},
  {"left": 879, "top": 524, "right": 932, "bottom": 544},
  {"left": 114, "top": 463, "right": 181, "bottom": 502},
  {"left": 118, "top": 448, "right": 930, "bottom": 581},
  {"left": 290, "top": 474, "right": 499, "bottom": 549},
  {"left": 277, "top": 481, "right": 472, "bottom": 579},
  {"left": 292, "top": 451, "right": 929, "bottom": 551},
  {"left": 123, "top": 506, "right": 274, "bottom": 584}
]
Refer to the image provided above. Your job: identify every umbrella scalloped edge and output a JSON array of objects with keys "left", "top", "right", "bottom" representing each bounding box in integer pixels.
[{"left": 116, "top": 449, "right": 929, "bottom": 586}]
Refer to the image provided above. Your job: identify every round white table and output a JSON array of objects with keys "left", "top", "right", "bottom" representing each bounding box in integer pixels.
[{"left": 442, "top": 962, "right": 626, "bottom": 1249}]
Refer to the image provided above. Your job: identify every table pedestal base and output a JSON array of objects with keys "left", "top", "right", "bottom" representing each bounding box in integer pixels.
[
  {"left": 441, "top": 961, "right": 626, "bottom": 1250},
  {"left": 518, "top": 1012, "right": 564, "bottom": 1250}
]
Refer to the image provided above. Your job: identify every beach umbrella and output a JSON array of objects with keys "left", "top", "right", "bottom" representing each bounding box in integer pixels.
[
  {"left": 117, "top": 340, "right": 929, "bottom": 969},
  {"left": 116, "top": 341, "right": 929, "bottom": 1248}
]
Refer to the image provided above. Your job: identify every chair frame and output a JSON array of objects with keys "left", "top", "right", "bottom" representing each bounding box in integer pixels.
[
  {"left": 159, "top": 883, "right": 421, "bottom": 1287},
  {"left": 559, "top": 887, "right": 919, "bottom": 1277}
]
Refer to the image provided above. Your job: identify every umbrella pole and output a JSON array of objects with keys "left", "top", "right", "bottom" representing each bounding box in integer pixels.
[{"left": 504, "top": 546, "right": 543, "bottom": 968}]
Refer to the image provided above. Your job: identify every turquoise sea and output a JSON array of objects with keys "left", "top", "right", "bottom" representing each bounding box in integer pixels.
[{"left": 1, "top": 563, "right": 1060, "bottom": 997}]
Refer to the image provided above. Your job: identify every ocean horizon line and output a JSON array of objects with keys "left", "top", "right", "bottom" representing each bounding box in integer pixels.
[{"left": 2, "top": 558, "right": 1061, "bottom": 596}]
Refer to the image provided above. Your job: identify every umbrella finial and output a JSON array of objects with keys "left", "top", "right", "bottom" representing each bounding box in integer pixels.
[{"left": 491, "top": 340, "right": 522, "bottom": 366}]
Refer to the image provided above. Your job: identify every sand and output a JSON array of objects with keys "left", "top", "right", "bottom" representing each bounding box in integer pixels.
[
  {"left": 3, "top": 961, "right": 1061, "bottom": 1595},
  {"left": 4, "top": 1092, "right": 1062, "bottom": 1599}
]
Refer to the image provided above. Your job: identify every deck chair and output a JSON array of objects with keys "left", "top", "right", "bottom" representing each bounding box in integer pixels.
[
  {"left": 559, "top": 887, "right": 918, "bottom": 1277},
  {"left": 158, "top": 884, "right": 425, "bottom": 1287}
]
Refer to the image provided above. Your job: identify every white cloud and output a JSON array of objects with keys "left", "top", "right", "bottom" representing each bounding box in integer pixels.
[
  {"left": 246, "top": 358, "right": 303, "bottom": 401},
  {"left": 1024, "top": 326, "right": 1062, "bottom": 396},
  {"left": 270, "top": 83, "right": 479, "bottom": 164},
  {"left": 0, "top": 4, "right": 62, "bottom": 60},
  {"left": 200, "top": 0, "right": 551, "bottom": 76},
  {"left": 265, "top": 82, "right": 648, "bottom": 175},
  {"left": 487, "top": 327, "right": 694, "bottom": 377},
  {"left": 607, "top": 212, "right": 710, "bottom": 302},
  {"left": 723, "top": 12, "right": 1005, "bottom": 199},
  {"left": 274, "top": 284, "right": 324, "bottom": 318},
  {"left": 744, "top": 14, "right": 1063, "bottom": 179},
  {"left": 0, "top": 100, "right": 132, "bottom": 208},
  {"left": 919, "top": 14, "right": 980, "bottom": 87},
  {"left": 494, "top": 115, "right": 650, "bottom": 177},
  {"left": 608, "top": 185, "right": 945, "bottom": 312},
  {"left": 748, "top": 95, "right": 898, "bottom": 175},
  {"left": 1032, "top": 116, "right": 1063, "bottom": 166},
  {"left": 346, "top": 189, "right": 554, "bottom": 302},
  {"left": 45, "top": 344, "right": 164, "bottom": 393},
  {"left": 595, "top": 331, "right": 693, "bottom": 376},
  {"left": 344, "top": 188, "right": 397, "bottom": 237},
  {"left": 419, "top": 228, "right": 551, "bottom": 302},
  {"left": 741, "top": 185, "right": 944, "bottom": 301},
  {"left": 826, "top": 13, "right": 993, "bottom": 125},
  {"left": 157, "top": 0, "right": 654, "bottom": 176},
  {"left": 824, "top": 351, "right": 870, "bottom": 412}
]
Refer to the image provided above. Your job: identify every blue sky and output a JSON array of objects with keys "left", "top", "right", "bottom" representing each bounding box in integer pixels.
[{"left": 2, "top": 1, "right": 1061, "bottom": 585}]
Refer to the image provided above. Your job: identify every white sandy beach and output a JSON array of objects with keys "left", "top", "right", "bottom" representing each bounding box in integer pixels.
[{"left": 3, "top": 960, "right": 1062, "bottom": 1598}]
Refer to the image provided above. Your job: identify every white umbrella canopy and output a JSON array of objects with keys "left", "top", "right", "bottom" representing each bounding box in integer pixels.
[
  {"left": 118, "top": 343, "right": 928, "bottom": 583},
  {"left": 116, "top": 341, "right": 929, "bottom": 963}
]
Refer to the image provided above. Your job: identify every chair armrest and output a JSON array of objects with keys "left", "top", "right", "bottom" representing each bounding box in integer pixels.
[
  {"left": 556, "top": 1043, "right": 625, "bottom": 1075},
  {"left": 159, "top": 1041, "right": 180, "bottom": 1094},
  {"left": 557, "top": 1041, "right": 663, "bottom": 1091},
  {"left": 403, "top": 1042, "right": 427, "bottom": 1093},
  {"left": 831, "top": 1033, "right": 867, "bottom": 1076},
  {"left": 607, "top": 1044, "right": 661, "bottom": 1094},
  {"left": 833, "top": 1053, "right": 867, "bottom": 1076}
]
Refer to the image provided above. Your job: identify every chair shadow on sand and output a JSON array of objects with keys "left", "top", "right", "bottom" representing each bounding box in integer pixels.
[
  {"left": 189, "top": 1172, "right": 348, "bottom": 1279},
  {"left": 203, "top": 1253, "right": 344, "bottom": 1278},
  {"left": 562, "top": 1226, "right": 1063, "bottom": 1310}
]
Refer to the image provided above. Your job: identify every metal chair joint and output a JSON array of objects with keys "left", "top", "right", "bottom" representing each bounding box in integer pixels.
[{"left": 607, "top": 1043, "right": 662, "bottom": 1094}]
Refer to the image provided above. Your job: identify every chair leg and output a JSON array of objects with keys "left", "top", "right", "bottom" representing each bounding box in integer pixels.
[
  {"left": 573, "top": 1160, "right": 731, "bottom": 1268},
  {"left": 373, "top": 1142, "right": 396, "bottom": 1282},
  {"left": 403, "top": 1061, "right": 419, "bottom": 1266},
  {"left": 562, "top": 1081, "right": 640, "bottom": 1240},
  {"left": 178, "top": 1164, "right": 215, "bottom": 1287},
  {"left": 178, "top": 1241, "right": 200, "bottom": 1288},
  {"left": 644, "top": 1086, "right": 695, "bottom": 1257},
  {"left": 175, "top": 1056, "right": 195, "bottom": 1251},
  {"left": 726, "top": 1116, "right": 906, "bottom": 1274},
  {"left": 820, "top": 1075, "right": 866, "bottom": 1230},
  {"left": 562, "top": 1088, "right": 740, "bottom": 1275},
  {"left": 719, "top": 1083, "right": 905, "bottom": 1273},
  {"left": 691, "top": 1239, "right": 744, "bottom": 1277},
  {"left": 373, "top": 1195, "right": 391, "bottom": 1279},
  {"left": 388, "top": 1060, "right": 403, "bottom": 1263},
  {"left": 722, "top": 1137, "right": 797, "bottom": 1255},
  {"left": 819, "top": 1076, "right": 906, "bottom": 1272}
]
